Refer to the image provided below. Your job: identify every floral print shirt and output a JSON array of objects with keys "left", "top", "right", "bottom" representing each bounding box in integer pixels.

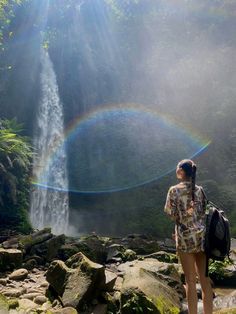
[{"left": 164, "top": 181, "right": 206, "bottom": 253}]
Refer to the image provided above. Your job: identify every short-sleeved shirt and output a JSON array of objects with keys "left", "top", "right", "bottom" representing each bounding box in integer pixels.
[{"left": 164, "top": 181, "right": 206, "bottom": 253}]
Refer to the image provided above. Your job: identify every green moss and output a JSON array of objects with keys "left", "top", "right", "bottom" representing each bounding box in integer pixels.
[
  {"left": 155, "top": 296, "right": 180, "bottom": 314},
  {"left": 0, "top": 293, "right": 9, "bottom": 311},
  {"left": 8, "top": 298, "right": 19, "bottom": 309}
]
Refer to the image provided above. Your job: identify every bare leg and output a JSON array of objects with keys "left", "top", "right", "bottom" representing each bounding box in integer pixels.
[
  {"left": 178, "top": 251, "right": 198, "bottom": 314},
  {"left": 195, "top": 252, "right": 213, "bottom": 314}
]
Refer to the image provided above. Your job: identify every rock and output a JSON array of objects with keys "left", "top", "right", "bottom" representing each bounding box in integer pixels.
[
  {"left": 50, "top": 307, "right": 78, "bottom": 314},
  {"left": 118, "top": 258, "right": 184, "bottom": 313},
  {"left": 18, "top": 228, "right": 53, "bottom": 252},
  {"left": 34, "top": 295, "right": 48, "bottom": 305},
  {"left": 29, "top": 234, "right": 66, "bottom": 262},
  {"left": 121, "top": 234, "right": 160, "bottom": 255},
  {"left": 0, "top": 248, "right": 22, "bottom": 271},
  {"left": 46, "top": 260, "right": 71, "bottom": 296},
  {"left": 144, "top": 251, "right": 178, "bottom": 264},
  {"left": 18, "top": 298, "right": 38, "bottom": 310},
  {"left": 114, "top": 276, "right": 123, "bottom": 291},
  {"left": 214, "top": 309, "right": 236, "bottom": 314},
  {"left": 106, "top": 244, "right": 125, "bottom": 262},
  {"left": 63, "top": 253, "right": 105, "bottom": 310},
  {"left": 214, "top": 290, "right": 236, "bottom": 311},
  {"left": 23, "top": 258, "right": 38, "bottom": 270},
  {"left": 210, "top": 261, "right": 236, "bottom": 286},
  {"left": 8, "top": 299, "right": 19, "bottom": 309},
  {"left": 9, "top": 268, "right": 28, "bottom": 281},
  {"left": 0, "top": 293, "right": 9, "bottom": 312},
  {"left": 92, "top": 303, "right": 108, "bottom": 314},
  {"left": 20, "top": 292, "right": 41, "bottom": 300},
  {"left": 104, "top": 270, "right": 118, "bottom": 291},
  {"left": 0, "top": 278, "right": 7, "bottom": 286},
  {"left": 2, "top": 288, "right": 26, "bottom": 298},
  {"left": 160, "top": 238, "right": 176, "bottom": 253}
]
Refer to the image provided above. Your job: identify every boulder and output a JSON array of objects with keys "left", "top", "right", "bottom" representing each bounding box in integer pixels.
[
  {"left": 63, "top": 252, "right": 105, "bottom": 310},
  {"left": 104, "top": 270, "right": 118, "bottom": 291},
  {"left": 0, "top": 248, "right": 22, "bottom": 271},
  {"left": 214, "top": 290, "right": 236, "bottom": 312},
  {"left": 118, "top": 258, "right": 184, "bottom": 313},
  {"left": 46, "top": 260, "right": 71, "bottom": 296},
  {"left": 9, "top": 268, "right": 28, "bottom": 281},
  {"left": 28, "top": 234, "right": 66, "bottom": 262},
  {"left": 46, "top": 252, "right": 105, "bottom": 311},
  {"left": 144, "top": 251, "right": 178, "bottom": 264},
  {"left": 121, "top": 234, "right": 160, "bottom": 255},
  {"left": 210, "top": 261, "right": 236, "bottom": 286},
  {"left": 0, "top": 293, "right": 9, "bottom": 313}
]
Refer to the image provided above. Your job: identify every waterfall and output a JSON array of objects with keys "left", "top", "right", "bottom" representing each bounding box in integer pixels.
[{"left": 30, "top": 49, "right": 69, "bottom": 235}]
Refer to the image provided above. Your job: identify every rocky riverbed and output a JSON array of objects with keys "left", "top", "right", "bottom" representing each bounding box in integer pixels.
[{"left": 0, "top": 229, "right": 235, "bottom": 313}]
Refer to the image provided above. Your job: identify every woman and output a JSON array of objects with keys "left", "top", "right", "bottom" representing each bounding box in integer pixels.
[{"left": 164, "top": 159, "right": 213, "bottom": 314}]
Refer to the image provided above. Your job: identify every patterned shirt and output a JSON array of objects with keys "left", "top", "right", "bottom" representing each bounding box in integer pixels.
[{"left": 164, "top": 181, "right": 206, "bottom": 253}]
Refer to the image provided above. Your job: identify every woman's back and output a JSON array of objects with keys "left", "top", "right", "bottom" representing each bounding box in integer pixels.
[{"left": 165, "top": 181, "right": 206, "bottom": 253}]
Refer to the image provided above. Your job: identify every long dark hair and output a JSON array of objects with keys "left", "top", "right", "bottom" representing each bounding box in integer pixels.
[{"left": 177, "top": 159, "right": 197, "bottom": 202}]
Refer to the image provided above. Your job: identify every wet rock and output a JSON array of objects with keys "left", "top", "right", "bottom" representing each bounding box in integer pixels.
[
  {"left": 9, "top": 268, "right": 28, "bottom": 281},
  {"left": 0, "top": 248, "right": 22, "bottom": 271}
]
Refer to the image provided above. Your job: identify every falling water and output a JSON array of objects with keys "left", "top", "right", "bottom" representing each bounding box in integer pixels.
[{"left": 30, "top": 49, "right": 69, "bottom": 235}]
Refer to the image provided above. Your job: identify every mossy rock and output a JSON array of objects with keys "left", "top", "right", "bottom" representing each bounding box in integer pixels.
[
  {"left": 121, "top": 288, "right": 180, "bottom": 314},
  {"left": 0, "top": 294, "right": 9, "bottom": 311},
  {"left": 154, "top": 295, "right": 180, "bottom": 314},
  {"left": 144, "top": 251, "right": 178, "bottom": 264}
]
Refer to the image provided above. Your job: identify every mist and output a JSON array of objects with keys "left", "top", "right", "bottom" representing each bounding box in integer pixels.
[{"left": 1, "top": 0, "right": 236, "bottom": 237}]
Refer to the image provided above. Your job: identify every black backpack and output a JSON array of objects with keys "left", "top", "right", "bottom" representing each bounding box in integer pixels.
[{"left": 202, "top": 189, "right": 231, "bottom": 276}]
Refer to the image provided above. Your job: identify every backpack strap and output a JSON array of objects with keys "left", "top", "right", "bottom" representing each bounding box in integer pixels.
[{"left": 201, "top": 187, "right": 210, "bottom": 277}]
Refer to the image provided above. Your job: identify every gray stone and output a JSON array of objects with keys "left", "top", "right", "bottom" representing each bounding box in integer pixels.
[
  {"left": 119, "top": 258, "right": 183, "bottom": 313},
  {"left": 104, "top": 269, "right": 117, "bottom": 291},
  {"left": 34, "top": 295, "right": 48, "bottom": 305},
  {"left": 0, "top": 248, "right": 22, "bottom": 271},
  {"left": 20, "top": 292, "right": 41, "bottom": 300},
  {"left": 9, "top": 268, "right": 28, "bottom": 281},
  {"left": 2, "top": 287, "right": 26, "bottom": 297}
]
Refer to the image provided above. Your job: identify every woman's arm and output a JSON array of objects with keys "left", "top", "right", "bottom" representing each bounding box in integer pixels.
[{"left": 164, "top": 186, "right": 179, "bottom": 221}]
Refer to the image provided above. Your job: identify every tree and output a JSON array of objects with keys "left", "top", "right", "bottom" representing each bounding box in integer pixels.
[{"left": 0, "top": 118, "right": 32, "bottom": 232}]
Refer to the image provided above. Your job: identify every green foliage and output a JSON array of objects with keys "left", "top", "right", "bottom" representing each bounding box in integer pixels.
[
  {"left": 0, "top": 118, "right": 32, "bottom": 233},
  {"left": 208, "top": 259, "right": 231, "bottom": 281}
]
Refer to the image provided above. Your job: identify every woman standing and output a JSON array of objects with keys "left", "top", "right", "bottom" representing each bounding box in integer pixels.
[{"left": 164, "top": 159, "right": 213, "bottom": 314}]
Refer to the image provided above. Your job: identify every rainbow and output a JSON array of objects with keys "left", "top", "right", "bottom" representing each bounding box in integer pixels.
[{"left": 32, "top": 103, "right": 211, "bottom": 193}]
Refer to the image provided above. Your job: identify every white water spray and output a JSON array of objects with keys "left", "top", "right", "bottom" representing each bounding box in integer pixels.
[{"left": 30, "top": 49, "right": 69, "bottom": 235}]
